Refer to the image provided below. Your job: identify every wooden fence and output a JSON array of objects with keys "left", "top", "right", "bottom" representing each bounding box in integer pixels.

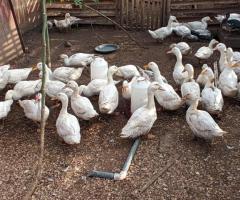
[
  {"left": 117, "top": 0, "right": 240, "bottom": 29},
  {"left": 0, "top": 0, "right": 23, "bottom": 65},
  {"left": 11, "top": 0, "right": 41, "bottom": 33},
  {"left": 0, "top": 0, "right": 41, "bottom": 65},
  {"left": 116, "top": 0, "right": 167, "bottom": 29},
  {"left": 170, "top": 0, "right": 240, "bottom": 22}
]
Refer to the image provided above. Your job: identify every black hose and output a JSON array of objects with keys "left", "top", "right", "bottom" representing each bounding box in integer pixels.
[
  {"left": 88, "top": 171, "right": 115, "bottom": 179},
  {"left": 88, "top": 138, "right": 141, "bottom": 180}
]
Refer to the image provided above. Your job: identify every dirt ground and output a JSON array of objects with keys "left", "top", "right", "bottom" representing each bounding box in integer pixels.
[{"left": 0, "top": 26, "right": 240, "bottom": 200}]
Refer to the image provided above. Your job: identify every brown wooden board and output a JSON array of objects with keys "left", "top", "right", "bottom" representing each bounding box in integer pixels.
[
  {"left": 0, "top": 0, "right": 23, "bottom": 65},
  {"left": 11, "top": 0, "right": 41, "bottom": 33}
]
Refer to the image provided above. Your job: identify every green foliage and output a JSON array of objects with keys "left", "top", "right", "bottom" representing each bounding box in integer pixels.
[{"left": 73, "top": 0, "right": 83, "bottom": 8}]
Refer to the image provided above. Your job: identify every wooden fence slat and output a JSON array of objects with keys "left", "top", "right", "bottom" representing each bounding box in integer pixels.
[
  {"left": 151, "top": 0, "right": 155, "bottom": 29},
  {"left": 141, "top": 0, "right": 144, "bottom": 29},
  {"left": 121, "top": 0, "right": 124, "bottom": 26},
  {"left": 146, "top": 0, "right": 150, "bottom": 28},
  {"left": 125, "top": 0, "right": 129, "bottom": 26}
]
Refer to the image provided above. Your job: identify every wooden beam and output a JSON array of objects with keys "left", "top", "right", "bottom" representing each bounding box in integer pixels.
[{"left": 8, "top": 0, "right": 26, "bottom": 53}]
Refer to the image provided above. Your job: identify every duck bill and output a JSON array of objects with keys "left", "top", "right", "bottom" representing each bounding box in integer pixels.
[
  {"left": 231, "top": 61, "right": 240, "bottom": 68},
  {"left": 158, "top": 87, "right": 165, "bottom": 92},
  {"left": 174, "top": 19, "right": 179, "bottom": 23},
  {"left": 200, "top": 68, "right": 208, "bottom": 74},
  {"left": 50, "top": 97, "right": 58, "bottom": 101},
  {"left": 166, "top": 50, "right": 172, "bottom": 54},
  {"left": 31, "top": 65, "right": 38, "bottom": 71},
  {"left": 62, "top": 85, "right": 68, "bottom": 90},
  {"left": 143, "top": 64, "right": 149, "bottom": 70}
]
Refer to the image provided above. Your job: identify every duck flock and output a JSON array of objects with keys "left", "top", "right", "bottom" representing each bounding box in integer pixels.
[{"left": 1, "top": 15, "right": 240, "bottom": 148}]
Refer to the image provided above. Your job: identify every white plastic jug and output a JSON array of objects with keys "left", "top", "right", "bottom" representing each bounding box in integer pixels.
[
  {"left": 131, "top": 77, "right": 150, "bottom": 113},
  {"left": 90, "top": 57, "right": 108, "bottom": 80}
]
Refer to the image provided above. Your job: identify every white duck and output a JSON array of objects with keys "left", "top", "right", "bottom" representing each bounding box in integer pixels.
[
  {"left": 169, "top": 42, "right": 191, "bottom": 55},
  {"left": 55, "top": 93, "right": 81, "bottom": 144},
  {"left": 167, "top": 47, "right": 188, "bottom": 85},
  {"left": 0, "top": 72, "right": 9, "bottom": 90},
  {"left": 186, "top": 98, "right": 226, "bottom": 141},
  {"left": 36, "top": 62, "right": 83, "bottom": 83},
  {"left": 148, "top": 16, "right": 177, "bottom": 41},
  {"left": 213, "top": 43, "right": 228, "bottom": 72},
  {"left": 143, "top": 62, "right": 167, "bottom": 83},
  {"left": 201, "top": 78, "right": 223, "bottom": 115},
  {"left": 181, "top": 64, "right": 200, "bottom": 106},
  {"left": 195, "top": 39, "right": 219, "bottom": 61},
  {"left": 19, "top": 93, "right": 49, "bottom": 123},
  {"left": 122, "top": 76, "right": 138, "bottom": 100},
  {"left": 186, "top": 16, "right": 212, "bottom": 31},
  {"left": 215, "top": 13, "right": 240, "bottom": 23},
  {"left": 218, "top": 62, "right": 238, "bottom": 97},
  {"left": 173, "top": 25, "right": 192, "bottom": 38},
  {"left": 99, "top": 66, "right": 119, "bottom": 114},
  {"left": 226, "top": 47, "right": 240, "bottom": 77},
  {"left": 0, "top": 64, "right": 10, "bottom": 77},
  {"left": 79, "top": 79, "right": 120, "bottom": 97},
  {"left": 115, "top": 65, "right": 140, "bottom": 79},
  {"left": 196, "top": 64, "right": 214, "bottom": 87},
  {"left": 2, "top": 67, "right": 35, "bottom": 84},
  {"left": 53, "top": 66, "right": 84, "bottom": 83},
  {"left": 145, "top": 62, "right": 186, "bottom": 110},
  {"left": 79, "top": 79, "right": 107, "bottom": 97},
  {"left": 64, "top": 81, "right": 98, "bottom": 120},
  {"left": 0, "top": 99, "right": 13, "bottom": 120},
  {"left": 35, "top": 62, "right": 53, "bottom": 79},
  {"left": 36, "top": 66, "right": 73, "bottom": 98},
  {"left": 5, "top": 80, "right": 41, "bottom": 100},
  {"left": 66, "top": 13, "right": 82, "bottom": 26},
  {"left": 60, "top": 53, "right": 95, "bottom": 67},
  {"left": 54, "top": 14, "right": 71, "bottom": 31},
  {"left": 120, "top": 82, "right": 164, "bottom": 138},
  {"left": 232, "top": 50, "right": 240, "bottom": 62}
]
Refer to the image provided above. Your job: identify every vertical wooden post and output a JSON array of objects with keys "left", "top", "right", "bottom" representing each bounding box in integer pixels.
[
  {"left": 23, "top": 0, "right": 48, "bottom": 198},
  {"left": 162, "top": 0, "right": 166, "bottom": 26},
  {"left": 46, "top": 27, "right": 51, "bottom": 68}
]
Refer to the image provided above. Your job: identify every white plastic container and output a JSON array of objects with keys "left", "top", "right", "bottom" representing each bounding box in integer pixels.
[
  {"left": 131, "top": 77, "right": 150, "bottom": 113},
  {"left": 90, "top": 57, "right": 108, "bottom": 80}
]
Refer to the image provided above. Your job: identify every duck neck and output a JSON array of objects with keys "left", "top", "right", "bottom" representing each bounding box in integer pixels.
[
  {"left": 205, "top": 79, "right": 214, "bottom": 88},
  {"left": 189, "top": 99, "right": 199, "bottom": 111},
  {"left": 167, "top": 18, "right": 173, "bottom": 28},
  {"left": 44, "top": 69, "right": 50, "bottom": 82},
  {"left": 46, "top": 66, "right": 53, "bottom": 77},
  {"left": 60, "top": 97, "right": 68, "bottom": 115},
  {"left": 175, "top": 51, "right": 183, "bottom": 67},
  {"left": 219, "top": 49, "right": 227, "bottom": 65},
  {"left": 73, "top": 86, "right": 80, "bottom": 97},
  {"left": 201, "top": 19, "right": 208, "bottom": 27},
  {"left": 107, "top": 71, "right": 114, "bottom": 84},
  {"left": 147, "top": 89, "right": 156, "bottom": 110},
  {"left": 209, "top": 41, "right": 215, "bottom": 49},
  {"left": 187, "top": 67, "right": 194, "bottom": 81},
  {"left": 152, "top": 68, "right": 164, "bottom": 84},
  {"left": 64, "top": 57, "right": 69, "bottom": 66}
]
